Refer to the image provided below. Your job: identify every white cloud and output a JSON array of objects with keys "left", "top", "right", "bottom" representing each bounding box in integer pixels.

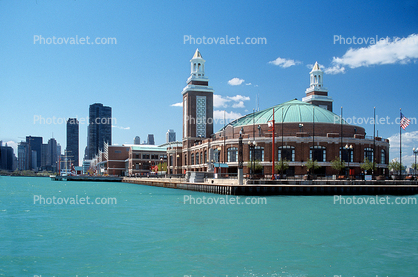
[
  {"left": 269, "top": 57, "right": 301, "bottom": 68},
  {"left": 214, "top": 94, "right": 230, "bottom": 108},
  {"left": 324, "top": 65, "right": 346, "bottom": 74},
  {"left": 227, "top": 95, "right": 250, "bottom": 102},
  {"left": 332, "top": 34, "right": 418, "bottom": 69},
  {"left": 112, "top": 125, "right": 130, "bottom": 130},
  {"left": 228, "top": 78, "right": 245, "bottom": 86},
  {"left": 232, "top": 101, "right": 245, "bottom": 108},
  {"left": 213, "top": 110, "right": 243, "bottom": 121},
  {"left": 387, "top": 130, "right": 418, "bottom": 166},
  {"left": 245, "top": 83, "right": 252, "bottom": 86},
  {"left": 214, "top": 94, "right": 250, "bottom": 109},
  {"left": 171, "top": 102, "right": 183, "bottom": 107}
]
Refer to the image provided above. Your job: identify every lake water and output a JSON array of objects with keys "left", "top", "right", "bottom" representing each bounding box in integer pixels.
[{"left": 1, "top": 176, "right": 417, "bottom": 276}]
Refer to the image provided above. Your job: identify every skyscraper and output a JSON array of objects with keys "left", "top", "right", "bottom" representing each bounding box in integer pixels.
[
  {"left": 87, "top": 103, "right": 112, "bottom": 159},
  {"left": 147, "top": 134, "right": 155, "bottom": 145},
  {"left": 0, "top": 144, "right": 14, "bottom": 171},
  {"left": 47, "top": 138, "right": 58, "bottom": 172},
  {"left": 26, "top": 136, "right": 42, "bottom": 170},
  {"left": 134, "top": 136, "right": 141, "bottom": 145},
  {"left": 66, "top": 118, "right": 79, "bottom": 167},
  {"left": 18, "top": 141, "right": 30, "bottom": 170},
  {"left": 166, "top": 129, "right": 176, "bottom": 143}
]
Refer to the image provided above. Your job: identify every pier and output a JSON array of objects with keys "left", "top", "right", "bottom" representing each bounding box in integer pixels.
[
  {"left": 51, "top": 175, "right": 122, "bottom": 182},
  {"left": 122, "top": 177, "right": 418, "bottom": 196}
]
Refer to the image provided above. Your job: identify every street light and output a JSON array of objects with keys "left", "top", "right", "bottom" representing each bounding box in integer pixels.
[
  {"left": 248, "top": 140, "right": 257, "bottom": 179},
  {"left": 413, "top": 147, "right": 418, "bottom": 179},
  {"left": 217, "top": 146, "right": 222, "bottom": 178},
  {"left": 344, "top": 144, "right": 353, "bottom": 178}
]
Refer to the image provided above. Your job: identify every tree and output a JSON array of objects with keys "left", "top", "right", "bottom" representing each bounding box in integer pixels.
[
  {"left": 388, "top": 160, "right": 405, "bottom": 174},
  {"left": 275, "top": 158, "right": 289, "bottom": 173},
  {"left": 157, "top": 162, "right": 167, "bottom": 172},
  {"left": 361, "top": 157, "right": 375, "bottom": 174},
  {"left": 254, "top": 159, "right": 263, "bottom": 172},
  {"left": 305, "top": 159, "right": 321, "bottom": 174},
  {"left": 330, "top": 156, "right": 346, "bottom": 175},
  {"left": 411, "top": 163, "right": 418, "bottom": 171}
]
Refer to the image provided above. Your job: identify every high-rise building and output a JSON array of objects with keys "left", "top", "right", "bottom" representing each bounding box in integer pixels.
[
  {"left": 26, "top": 136, "right": 42, "bottom": 170},
  {"left": 147, "top": 134, "right": 155, "bottom": 145},
  {"left": 66, "top": 118, "right": 79, "bottom": 167},
  {"left": 0, "top": 144, "right": 14, "bottom": 171},
  {"left": 134, "top": 136, "right": 141, "bottom": 145},
  {"left": 47, "top": 138, "right": 58, "bottom": 172},
  {"left": 41, "top": 143, "right": 48, "bottom": 169},
  {"left": 166, "top": 129, "right": 176, "bottom": 143},
  {"left": 87, "top": 103, "right": 112, "bottom": 159},
  {"left": 18, "top": 141, "right": 30, "bottom": 170}
]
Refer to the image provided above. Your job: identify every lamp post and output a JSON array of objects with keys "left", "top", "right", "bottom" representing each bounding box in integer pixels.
[
  {"left": 413, "top": 147, "right": 418, "bottom": 179},
  {"left": 344, "top": 144, "right": 353, "bottom": 179},
  {"left": 217, "top": 146, "right": 222, "bottom": 178},
  {"left": 248, "top": 141, "right": 257, "bottom": 179}
]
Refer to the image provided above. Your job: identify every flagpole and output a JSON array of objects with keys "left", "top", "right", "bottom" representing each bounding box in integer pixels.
[{"left": 400, "top": 108, "right": 402, "bottom": 179}]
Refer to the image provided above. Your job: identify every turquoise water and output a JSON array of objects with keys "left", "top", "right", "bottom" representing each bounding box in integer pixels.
[{"left": 1, "top": 176, "right": 417, "bottom": 277}]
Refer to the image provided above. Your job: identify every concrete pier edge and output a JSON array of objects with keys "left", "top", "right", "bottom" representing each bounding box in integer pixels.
[{"left": 122, "top": 177, "right": 418, "bottom": 196}]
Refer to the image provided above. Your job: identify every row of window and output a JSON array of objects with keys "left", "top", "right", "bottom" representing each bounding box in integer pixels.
[
  {"left": 185, "top": 146, "right": 386, "bottom": 165},
  {"left": 132, "top": 153, "right": 166, "bottom": 160}
]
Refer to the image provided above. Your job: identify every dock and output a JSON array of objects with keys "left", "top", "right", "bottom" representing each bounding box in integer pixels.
[
  {"left": 122, "top": 177, "right": 418, "bottom": 196},
  {"left": 51, "top": 175, "right": 123, "bottom": 182}
]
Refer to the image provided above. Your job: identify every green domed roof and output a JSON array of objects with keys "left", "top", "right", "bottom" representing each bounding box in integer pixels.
[{"left": 224, "top": 99, "right": 346, "bottom": 129}]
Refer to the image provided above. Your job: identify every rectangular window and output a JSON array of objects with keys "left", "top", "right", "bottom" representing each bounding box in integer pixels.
[
  {"left": 196, "top": 96, "right": 206, "bottom": 137},
  {"left": 227, "top": 147, "right": 238, "bottom": 162}
]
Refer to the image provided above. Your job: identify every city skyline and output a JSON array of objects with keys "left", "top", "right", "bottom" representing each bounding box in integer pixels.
[{"left": 1, "top": 1, "right": 418, "bottom": 167}]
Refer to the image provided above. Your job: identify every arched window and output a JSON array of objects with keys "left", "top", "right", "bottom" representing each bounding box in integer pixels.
[
  {"left": 250, "top": 146, "right": 264, "bottom": 161},
  {"left": 191, "top": 153, "right": 194, "bottom": 165},
  {"left": 196, "top": 153, "right": 199, "bottom": 164},
  {"left": 200, "top": 152, "right": 203, "bottom": 164},
  {"left": 204, "top": 150, "right": 207, "bottom": 164},
  {"left": 381, "top": 149, "right": 386, "bottom": 164},
  {"left": 364, "top": 148, "right": 374, "bottom": 162},
  {"left": 340, "top": 147, "right": 353, "bottom": 162},
  {"left": 227, "top": 147, "right": 238, "bottom": 162},
  {"left": 310, "top": 146, "right": 326, "bottom": 162},
  {"left": 213, "top": 148, "right": 220, "bottom": 163},
  {"left": 278, "top": 146, "right": 295, "bottom": 161},
  {"left": 193, "top": 63, "right": 196, "bottom": 72}
]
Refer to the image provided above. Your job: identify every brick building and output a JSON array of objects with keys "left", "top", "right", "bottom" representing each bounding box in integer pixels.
[{"left": 167, "top": 50, "right": 390, "bottom": 177}]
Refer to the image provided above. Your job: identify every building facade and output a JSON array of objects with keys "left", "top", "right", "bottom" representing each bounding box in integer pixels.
[
  {"left": 166, "top": 129, "right": 176, "bottom": 143},
  {"left": 147, "top": 134, "right": 155, "bottom": 145},
  {"left": 87, "top": 103, "right": 112, "bottom": 159},
  {"left": 167, "top": 51, "right": 390, "bottom": 178},
  {"left": 67, "top": 118, "right": 79, "bottom": 167}
]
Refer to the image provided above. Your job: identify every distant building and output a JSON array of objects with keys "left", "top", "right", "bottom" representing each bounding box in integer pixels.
[
  {"left": 87, "top": 103, "right": 112, "bottom": 159},
  {"left": 134, "top": 136, "right": 141, "bottom": 145},
  {"left": 147, "top": 134, "right": 155, "bottom": 145},
  {"left": 166, "top": 129, "right": 176, "bottom": 143},
  {"left": 0, "top": 144, "right": 14, "bottom": 171},
  {"left": 26, "top": 136, "right": 42, "bottom": 170},
  {"left": 41, "top": 144, "right": 48, "bottom": 169},
  {"left": 47, "top": 138, "right": 58, "bottom": 172},
  {"left": 67, "top": 118, "right": 79, "bottom": 167},
  {"left": 18, "top": 141, "right": 30, "bottom": 170}
]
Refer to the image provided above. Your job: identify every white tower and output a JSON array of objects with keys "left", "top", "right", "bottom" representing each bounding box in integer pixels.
[{"left": 302, "top": 62, "right": 333, "bottom": 112}]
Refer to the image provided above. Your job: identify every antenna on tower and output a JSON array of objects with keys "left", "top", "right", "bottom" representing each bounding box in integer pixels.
[{"left": 257, "top": 94, "right": 260, "bottom": 111}]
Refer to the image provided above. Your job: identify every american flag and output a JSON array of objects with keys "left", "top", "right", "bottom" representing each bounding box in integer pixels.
[{"left": 400, "top": 113, "right": 410, "bottom": 130}]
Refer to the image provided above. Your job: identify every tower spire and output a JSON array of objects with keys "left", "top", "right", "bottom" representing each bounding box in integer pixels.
[{"left": 302, "top": 62, "right": 333, "bottom": 112}]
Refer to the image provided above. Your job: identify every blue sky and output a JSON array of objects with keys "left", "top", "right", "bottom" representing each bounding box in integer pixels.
[{"left": 1, "top": 0, "right": 418, "bottom": 166}]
